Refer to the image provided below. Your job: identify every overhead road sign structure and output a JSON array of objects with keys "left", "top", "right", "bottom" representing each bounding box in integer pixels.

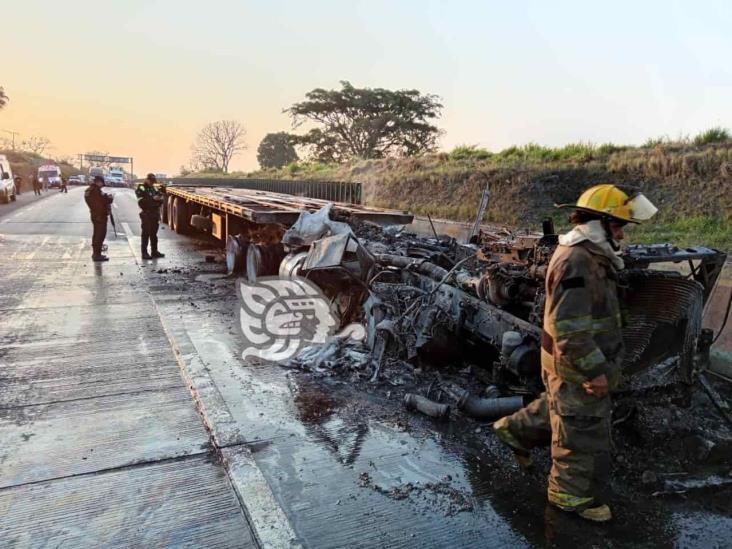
[{"left": 83, "top": 155, "right": 132, "bottom": 164}]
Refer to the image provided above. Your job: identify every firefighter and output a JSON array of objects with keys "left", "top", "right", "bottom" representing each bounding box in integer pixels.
[
  {"left": 84, "top": 175, "right": 113, "bottom": 262},
  {"left": 136, "top": 173, "right": 165, "bottom": 260},
  {"left": 493, "top": 184, "right": 658, "bottom": 522}
]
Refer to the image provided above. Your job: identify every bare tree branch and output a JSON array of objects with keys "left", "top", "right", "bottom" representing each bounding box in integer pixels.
[
  {"left": 21, "top": 136, "right": 51, "bottom": 156},
  {"left": 191, "top": 120, "right": 247, "bottom": 173}
]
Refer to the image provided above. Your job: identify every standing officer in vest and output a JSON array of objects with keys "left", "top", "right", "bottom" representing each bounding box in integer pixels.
[
  {"left": 493, "top": 184, "right": 657, "bottom": 522},
  {"left": 136, "top": 173, "right": 165, "bottom": 259},
  {"left": 84, "top": 175, "right": 113, "bottom": 262}
]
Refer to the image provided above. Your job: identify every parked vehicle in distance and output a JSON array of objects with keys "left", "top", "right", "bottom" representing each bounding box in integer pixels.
[
  {"left": 68, "top": 174, "right": 86, "bottom": 185},
  {"left": 38, "top": 164, "right": 63, "bottom": 188},
  {"left": 88, "top": 167, "right": 109, "bottom": 183},
  {"left": 108, "top": 167, "right": 127, "bottom": 187},
  {"left": 0, "top": 154, "right": 17, "bottom": 203}
]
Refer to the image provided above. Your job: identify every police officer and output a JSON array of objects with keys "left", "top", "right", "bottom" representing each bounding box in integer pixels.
[
  {"left": 84, "top": 175, "right": 113, "bottom": 261},
  {"left": 493, "top": 184, "right": 658, "bottom": 522},
  {"left": 136, "top": 173, "right": 165, "bottom": 259},
  {"left": 13, "top": 175, "right": 21, "bottom": 195}
]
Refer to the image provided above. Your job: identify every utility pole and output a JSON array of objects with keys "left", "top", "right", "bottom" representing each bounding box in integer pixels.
[{"left": 2, "top": 129, "right": 20, "bottom": 150}]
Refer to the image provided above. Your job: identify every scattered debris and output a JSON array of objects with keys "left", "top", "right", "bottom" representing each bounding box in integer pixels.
[{"left": 357, "top": 471, "right": 473, "bottom": 516}]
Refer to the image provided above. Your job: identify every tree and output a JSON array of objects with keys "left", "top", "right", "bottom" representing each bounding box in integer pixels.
[
  {"left": 285, "top": 81, "right": 443, "bottom": 162},
  {"left": 21, "top": 136, "right": 51, "bottom": 156},
  {"left": 190, "top": 120, "right": 247, "bottom": 173},
  {"left": 257, "top": 132, "right": 299, "bottom": 169},
  {"left": 0, "top": 87, "right": 8, "bottom": 110}
]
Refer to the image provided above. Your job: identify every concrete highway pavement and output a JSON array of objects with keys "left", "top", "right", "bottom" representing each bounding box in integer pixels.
[
  {"left": 3, "top": 187, "right": 731, "bottom": 548},
  {"left": 0, "top": 187, "right": 258, "bottom": 547}
]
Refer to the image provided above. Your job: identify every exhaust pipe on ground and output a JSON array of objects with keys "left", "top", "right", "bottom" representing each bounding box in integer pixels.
[
  {"left": 404, "top": 393, "right": 451, "bottom": 420},
  {"left": 457, "top": 393, "right": 525, "bottom": 421}
]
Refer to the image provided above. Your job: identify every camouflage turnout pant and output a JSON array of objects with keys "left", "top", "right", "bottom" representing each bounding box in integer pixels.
[{"left": 496, "top": 369, "right": 612, "bottom": 508}]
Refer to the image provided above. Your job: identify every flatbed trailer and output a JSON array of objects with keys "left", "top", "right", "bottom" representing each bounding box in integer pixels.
[{"left": 161, "top": 185, "right": 414, "bottom": 276}]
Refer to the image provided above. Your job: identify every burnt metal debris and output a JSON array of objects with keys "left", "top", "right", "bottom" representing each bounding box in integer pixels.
[{"left": 265, "top": 205, "right": 728, "bottom": 421}]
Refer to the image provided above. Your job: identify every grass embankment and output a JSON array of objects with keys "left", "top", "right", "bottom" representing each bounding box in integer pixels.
[
  {"left": 188, "top": 133, "right": 732, "bottom": 252},
  {"left": 0, "top": 150, "right": 81, "bottom": 192}
]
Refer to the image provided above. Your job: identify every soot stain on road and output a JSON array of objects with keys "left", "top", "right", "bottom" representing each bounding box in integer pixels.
[{"left": 142, "top": 237, "right": 732, "bottom": 548}]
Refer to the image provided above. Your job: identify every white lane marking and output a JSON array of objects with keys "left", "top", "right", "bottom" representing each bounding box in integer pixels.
[
  {"left": 25, "top": 235, "right": 50, "bottom": 260},
  {"left": 113, "top": 202, "right": 119, "bottom": 209},
  {"left": 121, "top": 222, "right": 132, "bottom": 236}
]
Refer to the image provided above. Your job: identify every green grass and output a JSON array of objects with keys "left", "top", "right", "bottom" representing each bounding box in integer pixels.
[
  {"left": 693, "top": 126, "right": 730, "bottom": 146},
  {"left": 448, "top": 144, "right": 493, "bottom": 161},
  {"left": 627, "top": 216, "right": 731, "bottom": 252}
]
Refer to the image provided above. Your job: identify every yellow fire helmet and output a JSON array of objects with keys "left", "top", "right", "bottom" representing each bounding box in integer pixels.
[{"left": 559, "top": 184, "right": 658, "bottom": 224}]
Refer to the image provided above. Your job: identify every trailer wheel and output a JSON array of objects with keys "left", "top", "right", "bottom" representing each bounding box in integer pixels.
[
  {"left": 173, "top": 197, "right": 190, "bottom": 234},
  {"left": 226, "top": 235, "right": 248, "bottom": 275},
  {"left": 167, "top": 196, "right": 176, "bottom": 228},
  {"left": 246, "top": 243, "right": 286, "bottom": 282}
]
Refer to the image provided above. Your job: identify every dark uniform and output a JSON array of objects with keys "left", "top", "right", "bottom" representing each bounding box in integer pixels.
[
  {"left": 84, "top": 183, "right": 112, "bottom": 260},
  {"left": 494, "top": 239, "right": 623, "bottom": 513},
  {"left": 135, "top": 182, "right": 164, "bottom": 258}
]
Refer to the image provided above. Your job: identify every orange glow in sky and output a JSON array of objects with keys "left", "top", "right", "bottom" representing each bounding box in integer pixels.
[{"left": 1, "top": 0, "right": 730, "bottom": 176}]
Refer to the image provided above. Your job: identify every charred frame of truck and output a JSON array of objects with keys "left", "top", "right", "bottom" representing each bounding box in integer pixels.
[{"left": 160, "top": 183, "right": 727, "bottom": 404}]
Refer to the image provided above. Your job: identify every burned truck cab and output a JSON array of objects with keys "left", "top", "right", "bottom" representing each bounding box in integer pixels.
[{"left": 366, "top": 219, "right": 726, "bottom": 398}]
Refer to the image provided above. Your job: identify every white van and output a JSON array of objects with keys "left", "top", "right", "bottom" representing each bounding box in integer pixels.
[
  {"left": 0, "top": 154, "right": 17, "bottom": 203},
  {"left": 38, "top": 164, "right": 62, "bottom": 188}
]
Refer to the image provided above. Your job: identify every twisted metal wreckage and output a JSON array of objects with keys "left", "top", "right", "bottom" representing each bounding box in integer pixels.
[{"left": 231, "top": 200, "right": 730, "bottom": 424}]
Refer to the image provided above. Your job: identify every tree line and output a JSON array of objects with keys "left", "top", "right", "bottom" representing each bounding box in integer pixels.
[{"left": 187, "top": 81, "right": 443, "bottom": 173}]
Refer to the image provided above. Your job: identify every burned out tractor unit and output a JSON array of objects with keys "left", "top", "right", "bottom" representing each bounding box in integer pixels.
[
  {"left": 160, "top": 181, "right": 728, "bottom": 413},
  {"left": 351, "top": 219, "right": 727, "bottom": 404}
]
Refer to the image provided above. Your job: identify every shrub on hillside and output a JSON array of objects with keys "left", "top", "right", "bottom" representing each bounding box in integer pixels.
[
  {"left": 693, "top": 126, "right": 730, "bottom": 146},
  {"left": 448, "top": 145, "right": 492, "bottom": 161}
]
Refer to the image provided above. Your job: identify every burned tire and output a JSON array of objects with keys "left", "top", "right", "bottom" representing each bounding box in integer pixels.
[{"left": 172, "top": 197, "right": 190, "bottom": 234}]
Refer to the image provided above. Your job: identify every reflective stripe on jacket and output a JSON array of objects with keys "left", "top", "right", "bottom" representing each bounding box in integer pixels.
[
  {"left": 136, "top": 184, "right": 162, "bottom": 212},
  {"left": 541, "top": 241, "right": 624, "bottom": 386}
]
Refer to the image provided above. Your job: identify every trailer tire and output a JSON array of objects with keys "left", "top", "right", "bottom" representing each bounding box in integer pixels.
[
  {"left": 246, "top": 243, "right": 286, "bottom": 282},
  {"left": 167, "top": 196, "right": 176, "bottom": 228},
  {"left": 173, "top": 197, "right": 190, "bottom": 235},
  {"left": 226, "top": 235, "right": 248, "bottom": 275}
]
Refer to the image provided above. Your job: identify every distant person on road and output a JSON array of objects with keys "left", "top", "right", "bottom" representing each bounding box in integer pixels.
[
  {"left": 84, "top": 175, "right": 113, "bottom": 262},
  {"left": 13, "top": 175, "right": 21, "bottom": 195},
  {"left": 135, "top": 173, "right": 165, "bottom": 260},
  {"left": 60, "top": 176, "right": 68, "bottom": 193},
  {"left": 32, "top": 175, "right": 42, "bottom": 196}
]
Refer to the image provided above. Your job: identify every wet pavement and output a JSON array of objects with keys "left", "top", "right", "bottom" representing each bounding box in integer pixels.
[
  {"left": 2, "top": 187, "right": 731, "bottom": 548},
  {"left": 0, "top": 188, "right": 255, "bottom": 547},
  {"left": 137, "top": 218, "right": 732, "bottom": 546}
]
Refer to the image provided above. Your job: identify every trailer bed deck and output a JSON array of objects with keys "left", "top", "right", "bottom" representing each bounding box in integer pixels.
[{"left": 166, "top": 186, "right": 413, "bottom": 226}]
